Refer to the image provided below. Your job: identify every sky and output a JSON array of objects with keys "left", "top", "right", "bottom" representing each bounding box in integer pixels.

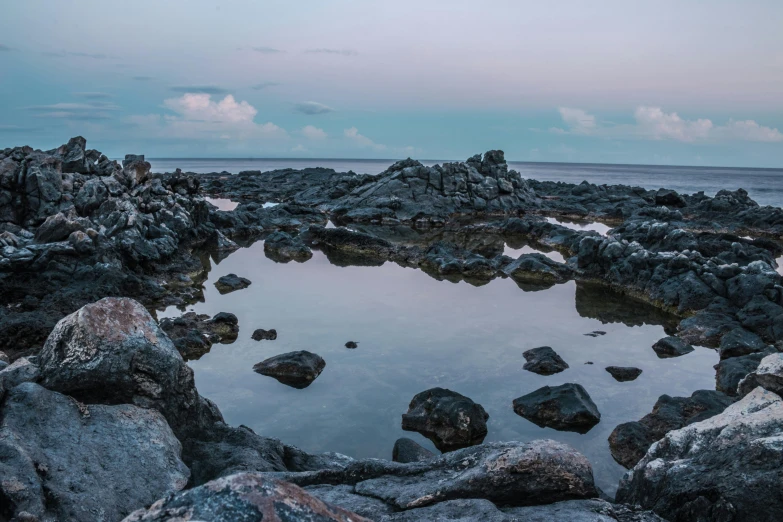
[{"left": 1, "top": 0, "right": 782, "bottom": 166}]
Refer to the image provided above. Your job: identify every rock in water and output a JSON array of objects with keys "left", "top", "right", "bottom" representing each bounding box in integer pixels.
[
  {"left": 253, "top": 350, "right": 326, "bottom": 389},
  {"left": 345, "top": 341, "right": 358, "bottom": 348},
  {"left": 523, "top": 346, "right": 569, "bottom": 375},
  {"left": 401, "top": 387, "right": 489, "bottom": 452},
  {"left": 651, "top": 336, "right": 694, "bottom": 358},
  {"left": 392, "top": 437, "right": 436, "bottom": 463},
  {"left": 214, "top": 273, "right": 252, "bottom": 294},
  {"left": 513, "top": 383, "right": 601, "bottom": 433},
  {"left": 0, "top": 383, "right": 189, "bottom": 522},
  {"left": 160, "top": 311, "right": 239, "bottom": 360},
  {"left": 263, "top": 230, "right": 313, "bottom": 262},
  {"left": 605, "top": 366, "right": 643, "bottom": 382},
  {"left": 251, "top": 328, "right": 277, "bottom": 341},
  {"left": 616, "top": 387, "right": 783, "bottom": 522},
  {"left": 123, "top": 473, "right": 370, "bottom": 522},
  {"left": 608, "top": 389, "right": 735, "bottom": 469}
]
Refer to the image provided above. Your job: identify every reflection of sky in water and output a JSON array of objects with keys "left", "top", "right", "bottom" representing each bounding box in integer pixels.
[
  {"left": 546, "top": 216, "right": 612, "bottom": 236},
  {"left": 205, "top": 198, "right": 238, "bottom": 211},
  {"left": 503, "top": 243, "right": 566, "bottom": 263},
  {"left": 777, "top": 256, "right": 783, "bottom": 275},
  {"left": 161, "top": 242, "right": 718, "bottom": 496}
]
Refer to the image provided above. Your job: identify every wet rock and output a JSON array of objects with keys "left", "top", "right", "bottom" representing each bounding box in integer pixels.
[
  {"left": 159, "top": 311, "right": 239, "bottom": 360},
  {"left": 268, "top": 440, "right": 598, "bottom": 510},
  {"left": 739, "top": 351, "right": 783, "bottom": 397},
  {"left": 502, "top": 253, "right": 573, "bottom": 285},
  {"left": 513, "top": 383, "right": 601, "bottom": 433},
  {"left": 651, "top": 336, "right": 694, "bottom": 358},
  {"left": 214, "top": 273, "right": 252, "bottom": 294},
  {"left": 608, "top": 389, "right": 735, "bottom": 469},
  {"left": 253, "top": 350, "right": 326, "bottom": 389},
  {"left": 401, "top": 387, "right": 489, "bottom": 452},
  {"left": 123, "top": 473, "right": 370, "bottom": 522},
  {"left": 714, "top": 347, "right": 776, "bottom": 395},
  {"left": 617, "top": 387, "right": 783, "bottom": 522},
  {"left": 605, "top": 366, "right": 643, "bottom": 382},
  {"left": 264, "top": 230, "right": 313, "bottom": 262},
  {"left": 0, "top": 383, "right": 188, "bottom": 522},
  {"left": 392, "top": 437, "right": 436, "bottom": 463},
  {"left": 345, "top": 341, "right": 358, "bottom": 348},
  {"left": 522, "top": 346, "right": 569, "bottom": 375},
  {"left": 718, "top": 327, "right": 768, "bottom": 360},
  {"left": 251, "top": 328, "right": 277, "bottom": 341}
]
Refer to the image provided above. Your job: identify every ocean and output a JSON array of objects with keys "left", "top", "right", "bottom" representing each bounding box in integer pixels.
[{"left": 147, "top": 158, "right": 783, "bottom": 208}]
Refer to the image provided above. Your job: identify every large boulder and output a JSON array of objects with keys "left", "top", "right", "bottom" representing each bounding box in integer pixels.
[
  {"left": 617, "top": 387, "right": 783, "bottom": 522},
  {"left": 123, "top": 473, "right": 370, "bottom": 522},
  {"left": 0, "top": 383, "right": 189, "bottom": 522},
  {"left": 401, "top": 387, "right": 489, "bottom": 452},
  {"left": 513, "top": 383, "right": 601, "bottom": 433}
]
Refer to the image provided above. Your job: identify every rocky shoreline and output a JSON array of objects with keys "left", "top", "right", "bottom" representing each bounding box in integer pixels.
[{"left": 0, "top": 137, "right": 781, "bottom": 521}]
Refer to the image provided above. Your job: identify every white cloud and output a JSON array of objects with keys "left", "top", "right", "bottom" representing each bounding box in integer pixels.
[
  {"left": 301, "top": 125, "right": 327, "bottom": 140},
  {"left": 713, "top": 119, "right": 783, "bottom": 143},
  {"left": 164, "top": 93, "right": 257, "bottom": 124},
  {"left": 633, "top": 106, "right": 712, "bottom": 142},
  {"left": 344, "top": 127, "right": 386, "bottom": 150},
  {"left": 557, "top": 107, "right": 596, "bottom": 134}
]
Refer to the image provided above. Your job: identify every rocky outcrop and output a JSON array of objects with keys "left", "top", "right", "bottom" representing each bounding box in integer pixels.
[
  {"left": 160, "top": 311, "right": 239, "bottom": 360},
  {"left": 401, "top": 387, "right": 489, "bottom": 452},
  {"left": 0, "top": 382, "right": 189, "bottom": 522},
  {"left": 522, "top": 346, "right": 569, "bottom": 375},
  {"left": 253, "top": 350, "right": 326, "bottom": 389},
  {"left": 617, "top": 387, "right": 783, "bottom": 522},
  {"left": 608, "top": 389, "right": 735, "bottom": 469},
  {"left": 123, "top": 473, "right": 370, "bottom": 522}
]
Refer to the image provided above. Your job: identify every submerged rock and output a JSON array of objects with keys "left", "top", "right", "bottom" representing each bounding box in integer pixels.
[
  {"left": 608, "top": 389, "right": 735, "bottom": 469},
  {"left": 251, "top": 328, "right": 277, "bottom": 341},
  {"left": 253, "top": 350, "right": 326, "bottom": 389},
  {"left": 617, "top": 387, "right": 783, "bottom": 522},
  {"left": 401, "top": 387, "right": 489, "bottom": 452},
  {"left": 651, "top": 336, "right": 694, "bottom": 358},
  {"left": 523, "top": 346, "right": 569, "bottom": 375},
  {"left": 605, "top": 366, "right": 643, "bottom": 382},
  {"left": 513, "top": 383, "right": 601, "bottom": 433},
  {"left": 214, "top": 273, "right": 252, "bottom": 294},
  {"left": 584, "top": 330, "right": 607, "bottom": 337},
  {"left": 123, "top": 473, "right": 370, "bottom": 522},
  {"left": 0, "top": 383, "right": 189, "bottom": 522},
  {"left": 392, "top": 437, "right": 436, "bottom": 463}
]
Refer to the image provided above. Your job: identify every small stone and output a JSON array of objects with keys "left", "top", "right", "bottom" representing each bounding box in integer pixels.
[
  {"left": 652, "top": 336, "right": 695, "bottom": 358},
  {"left": 251, "top": 329, "right": 277, "bottom": 341},
  {"left": 522, "top": 346, "right": 569, "bottom": 375},
  {"left": 345, "top": 341, "right": 358, "bottom": 349},
  {"left": 584, "top": 331, "right": 607, "bottom": 337},
  {"left": 214, "top": 273, "right": 251, "bottom": 294},
  {"left": 253, "top": 351, "right": 325, "bottom": 389},
  {"left": 605, "top": 366, "right": 643, "bottom": 382}
]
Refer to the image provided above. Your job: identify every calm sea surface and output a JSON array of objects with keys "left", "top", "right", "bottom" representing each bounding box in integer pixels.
[{"left": 148, "top": 158, "right": 783, "bottom": 208}]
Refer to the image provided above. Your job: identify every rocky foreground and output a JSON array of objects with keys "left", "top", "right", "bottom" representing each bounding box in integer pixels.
[{"left": 0, "top": 137, "right": 782, "bottom": 521}]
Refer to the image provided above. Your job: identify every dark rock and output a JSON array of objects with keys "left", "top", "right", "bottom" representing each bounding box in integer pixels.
[
  {"left": 651, "top": 336, "right": 694, "bottom": 358},
  {"left": 392, "top": 437, "right": 436, "bottom": 463},
  {"left": 522, "top": 346, "right": 569, "bottom": 375},
  {"left": 264, "top": 230, "right": 313, "bottom": 262},
  {"left": 617, "top": 388, "right": 783, "bottom": 522},
  {"left": 654, "top": 188, "right": 685, "bottom": 207},
  {"left": 160, "top": 311, "right": 239, "bottom": 360},
  {"left": 214, "top": 273, "right": 251, "bottom": 294},
  {"left": 123, "top": 473, "right": 371, "bottom": 522},
  {"left": 608, "top": 389, "right": 735, "bottom": 468},
  {"left": 306, "top": 484, "right": 394, "bottom": 519},
  {"left": 718, "top": 327, "right": 769, "bottom": 360},
  {"left": 401, "top": 387, "right": 489, "bottom": 452},
  {"left": 584, "top": 330, "right": 607, "bottom": 337},
  {"left": 605, "top": 366, "right": 643, "bottom": 382},
  {"left": 513, "top": 383, "right": 601, "bottom": 433},
  {"left": 345, "top": 341, "right": 358, "bottom": 348},
  {"left": 251, "top": 328, "right": 277, "bottom": 341},
  {"left": 714, "top": 347, "right": 776, "bottom": 395},
  {"left": 0, "top": 383, "right": 188, "bottom": 522},
  {"left": 739, "top": 351, "right": 783, "bottom": 397},
  {"left": 253, "top": 350, "right": 326, "bottom": 389}
]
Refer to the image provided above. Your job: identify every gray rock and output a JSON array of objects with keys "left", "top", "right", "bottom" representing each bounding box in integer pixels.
[
  {"left": 306, "top": 484, "right": 394, "bottom": 519},
  {"left": 651, "top": 336, "right": 694, "bottom": 358},
  {"left": 605, "top": 366, "right": 643, "bottom": 382},
  {"left": 264, "top": 230, "right": 313, "bottom": 262},
  {"left": 253, "top": 350, "right": 326, "bottom": 389},
  {"left": 617, "top": 387, "right": 783, "bottom": 522},
  {"left": 0, "top": 383, "right": 188, "bottom": 522},
  {"left": 523, "top": 346, "right": 569, "bottom": 375},
  {"left": 214, "top": 273, "right": 252, "bottom": 294},
  {"left": 251, "top": 328, "right": 277, "bottom": 341},
  {"left": 392, "top": 437, "right": 436, "bottom": 463},
  {"left": 0, "top": 356, "right": 40, "bottom": 394},
  {"left": 123, "top": 473, "right": 371, "bottom": 522},
  {"left": 160, "top": 311, "right": 239, "bottom": 360},
  {"left": 714, "top": 347, "right": 776, "bottom": 395},
  {"left": 513, "top": 383, "right": 601, "bottom": 433},
  {"left": 739, "top": 351, "right": 783, "bottom": 397},
  {"left": 401, "top": 387, "right": 489, "bottom": 452},
  {"left": 718, "top": 327, "right": 768, "bottom": 359}
]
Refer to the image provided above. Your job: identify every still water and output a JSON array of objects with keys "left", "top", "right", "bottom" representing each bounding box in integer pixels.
[{"left": 160, "top": 241, "right": 719, "bottom": 495}]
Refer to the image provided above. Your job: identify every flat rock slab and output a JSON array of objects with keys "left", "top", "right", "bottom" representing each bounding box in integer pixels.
[
  {"left": 214, "top": 273, "right": 252, "bottom": 294},
  {"left": 0, "top": 383, "right": 188, "bottom": 522},
  {"left": 523, "top": 346, "right": 569, "bottom": 375},
  {"left": 401, "top": 387, "right": 489, "bottom": 452},
  {"left": 123, "top": 473, "right": 370, "bottom": 522},
  {"left": 392, "top": 437, "right": 436, "bottom": 463},
  {"left": 513, "top": 383, "right": 601, "bottom": 433},
  {"left": 605, "top": 366, "right": 642, "bottom": 382},
  {"left": 651, "top": 336, "right": 694, "bottom": 358},
  {"left": 253, "top": 350, "right": 326, "bottom": 389}
]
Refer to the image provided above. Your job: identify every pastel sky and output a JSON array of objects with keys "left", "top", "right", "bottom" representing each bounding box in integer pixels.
[{"left": 1, "top": 0, "right": 782, "bottom": 166}]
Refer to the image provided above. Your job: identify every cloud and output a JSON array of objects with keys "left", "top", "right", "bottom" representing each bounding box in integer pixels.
[
  {"left": 291, "top": 144, "right": 307, "bottom": 152},
  {"left": 170, "top": 85, "right": 230, "bottom": 95},
  {"left": 0, "top": 44, "right": 15, "bottom": 52},
  {"left": 344, "top": 127, "right": 386, "bottom": 150},
  {"left": 294, "top": 101, "right": 335, "bottom": 115},
  {"left": 305, "top": 48, "right": 358, "bottom": 56},
  {"left": 132, "top": 76, "right": 154, "bottom": 81},
  {"left": 549, "top": 106, "right": 783, "bottom": 143},
  {"left": 42, "top": 51, "right": 111, "bottom": 59},
  {"left": 73, "top": 92, "right": 113, "bottom": 99},
  {"left": 24, "top": 101, "right": 120, "bottom": 120},
  {"left": 251, "top": 82, "right": 280, "bottom": 90},
  {"left": 164, "top": 93, "right": 257, "bottom": 123},
  {"left": 252, "top": 46, "right": 285, "bottom": 54},
  {"left": 301, "top": 125, "right": 327, "bottom": 140}
]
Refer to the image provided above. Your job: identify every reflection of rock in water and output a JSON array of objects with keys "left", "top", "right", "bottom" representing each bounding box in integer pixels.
[
  {"left": 319, "top": 247, "right": 387, "bottom": 268},
  {"left": 575, "top": 282, "right": 679, "bottom": 332}
]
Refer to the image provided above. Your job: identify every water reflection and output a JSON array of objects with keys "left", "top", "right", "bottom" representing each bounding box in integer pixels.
[
  {"left": 546, "top": 216, "right": 612, "bottom": 236},
  {"left": 161, "top": 242, "right": 717, "bottom": 496},
  {"left": 205, "top": 197, "right": 239, "bottom": 211}
]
